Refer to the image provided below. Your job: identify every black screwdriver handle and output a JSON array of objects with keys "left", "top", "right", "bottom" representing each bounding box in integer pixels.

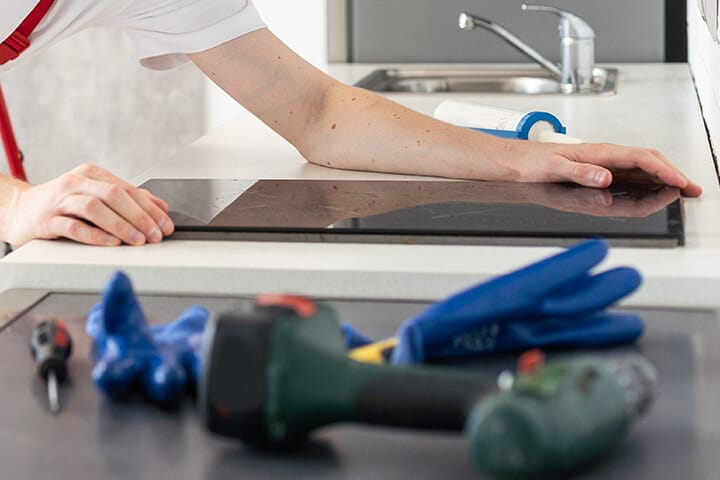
[{"left": 30, "top": 320, "right": 73, "bottom": 381}]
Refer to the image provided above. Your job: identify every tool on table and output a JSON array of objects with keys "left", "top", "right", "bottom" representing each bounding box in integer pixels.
[
  {"left": 348, "top": 239, "right": 644, "bottom": 365},
  {"left": 84, "top": 239, "right": 642, "bottom": 404},
  {"left": 83, "top": 264, "right": 653, "bottom": 477},
  {"left": 30, "top": 319, "right": 73, "bottom": 414},
  {"left": 434, "top": 100, "right": 583, "bottom": 143},
  {"left": 199, "top": 297, "right": 656, "bottom": 478},
  {"left": 470, "top": 349, "right": 656, "bottom": 478}
]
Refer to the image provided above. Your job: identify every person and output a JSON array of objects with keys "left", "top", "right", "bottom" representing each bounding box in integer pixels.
[{"left": 0, "top": 0, "right": 703, "bottom": 248}]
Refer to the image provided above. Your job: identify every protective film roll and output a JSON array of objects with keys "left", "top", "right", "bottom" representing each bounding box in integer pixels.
[{"left": 434, "top": 100, "right": 582, "bottom": 144}]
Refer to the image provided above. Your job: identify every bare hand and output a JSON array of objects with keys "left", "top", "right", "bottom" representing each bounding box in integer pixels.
[
  {"left": 5, "top": 164, "right": 175, "bottom": 247},
  {"left": 501, "top": 141, "right": 703, "bottom": 197}
]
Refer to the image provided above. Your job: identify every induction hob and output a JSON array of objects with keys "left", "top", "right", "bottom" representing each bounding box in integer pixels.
[{"left": 139, "top": 179, "right": 684, "bottom": 247}]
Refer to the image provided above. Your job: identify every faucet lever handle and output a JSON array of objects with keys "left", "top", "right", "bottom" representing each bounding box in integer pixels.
[{"left": 521, "top": 4, "right": 595, "bottom": 39}]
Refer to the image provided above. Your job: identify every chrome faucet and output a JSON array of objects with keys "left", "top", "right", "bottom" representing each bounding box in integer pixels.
[{"left": 459, "top": 4, "right": 596, "bottom": 93}]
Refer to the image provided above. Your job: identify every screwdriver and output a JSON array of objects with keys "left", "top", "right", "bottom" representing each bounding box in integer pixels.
[{"left": 30, "top": 320, "right": 73, "bottom": 414}]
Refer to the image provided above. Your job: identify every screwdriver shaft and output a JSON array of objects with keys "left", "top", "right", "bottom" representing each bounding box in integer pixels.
[{"left": 47, "top": 370, "right": 60, "bottom": 414}]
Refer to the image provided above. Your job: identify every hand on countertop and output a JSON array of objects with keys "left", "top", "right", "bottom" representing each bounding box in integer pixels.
[
  {"left": 1, "top": 163, "right": 174, "bottom": 248},
  {"left": 498, "top": 140, "right": 703, "bottom": 198}
]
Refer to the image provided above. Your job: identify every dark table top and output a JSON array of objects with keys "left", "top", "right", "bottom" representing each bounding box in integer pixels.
[{"left": 0, "top": 290, "right": 719, "bottom": 480}]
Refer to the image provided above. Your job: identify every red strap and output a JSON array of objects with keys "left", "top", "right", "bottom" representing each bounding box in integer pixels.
[
  {"left": 0, "top": 0, "right": 56, "bottom": 65},
  {"left": 0, "top": 84, "right": 26, "bottom": 180}
]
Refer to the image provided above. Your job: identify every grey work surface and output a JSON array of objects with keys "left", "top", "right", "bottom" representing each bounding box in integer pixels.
[{"left": 0, "top": 291, "right": 719, "bottom": 479}]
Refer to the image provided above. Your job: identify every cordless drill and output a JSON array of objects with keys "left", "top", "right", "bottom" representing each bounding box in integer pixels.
[{"left": 199, "top": 297, "right": 655, "bottom": 478}]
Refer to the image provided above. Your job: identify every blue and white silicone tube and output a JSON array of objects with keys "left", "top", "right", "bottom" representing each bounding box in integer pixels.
[{"left": 434, "top": 100, "right": 583, "bottom": 144}]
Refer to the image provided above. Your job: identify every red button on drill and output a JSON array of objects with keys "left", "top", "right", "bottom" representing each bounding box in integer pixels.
[
  {"left": 255, "top": 294, "right": 317, "bottom": 318},
  {"left": 518, "top": 349, "right": 546, "bottom": 375},
  {"left": 53, "top": 330, "right": 69, "bottom": 349}
]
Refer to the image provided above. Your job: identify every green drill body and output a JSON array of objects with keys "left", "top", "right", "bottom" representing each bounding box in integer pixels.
[{"left": 201, "top": 302, "right": 649, "bottom": 479}]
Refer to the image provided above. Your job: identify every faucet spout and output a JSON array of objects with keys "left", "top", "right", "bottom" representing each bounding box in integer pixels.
[{"left": 458, "top": 12, "right": 562, "bottom": 80}]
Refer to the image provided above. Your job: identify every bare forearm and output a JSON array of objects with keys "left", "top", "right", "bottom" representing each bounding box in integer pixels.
[
  {"left": 189, "top": 30, "right": 512, "bottom": 180},
  {"left": 189, "top": 28, "right": 328, "bottom": 152},
  {"left": 301, "top": 82, "right": 518, "bottom": 180}
]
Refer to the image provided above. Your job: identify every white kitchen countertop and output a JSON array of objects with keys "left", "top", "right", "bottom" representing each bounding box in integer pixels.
[{"left": 0, "top": 63, "right": 718, "bottom": 307}]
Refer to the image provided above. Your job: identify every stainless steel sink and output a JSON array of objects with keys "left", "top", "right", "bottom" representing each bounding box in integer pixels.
[{"left": 354, "top": 67, "right": 618, "bottom": 95}]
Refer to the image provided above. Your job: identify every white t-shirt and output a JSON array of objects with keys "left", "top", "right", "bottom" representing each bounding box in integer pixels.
[{"left": 0, "top": 0, "right": 266, "bottom": 71}]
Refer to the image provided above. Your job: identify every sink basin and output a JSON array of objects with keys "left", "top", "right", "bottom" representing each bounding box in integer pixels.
[{"left": 354, "top": 67, "right": 618, "bottom": 95}]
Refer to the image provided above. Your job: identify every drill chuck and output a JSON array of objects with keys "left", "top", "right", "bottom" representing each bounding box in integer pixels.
[
  {"left": 199, "top": 306, "right": 281, "bottom": 445},
  {"left": 606, "top": 355, "right": 657, "bottom": 423},
  {"left": 466, "top": 354, "right": 656, "bottom": 478}
]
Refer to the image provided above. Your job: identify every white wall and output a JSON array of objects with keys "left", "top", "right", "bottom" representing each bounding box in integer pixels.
[
  {"left": 688, "top": 1, "right": 720, "bottom": 157},
  {"left": 0, "top": 32, "right": 206, "bottom": 183},
  {"left": 204, "top": 0, "right": 329, "bottom": 131},
  {"left": 0, "top": 1, "right": 329, "bottom": 183}
]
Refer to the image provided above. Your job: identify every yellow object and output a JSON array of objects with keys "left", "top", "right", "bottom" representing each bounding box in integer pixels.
[{"left": 348, "top": 338, "right": 398, "bottom": 364}]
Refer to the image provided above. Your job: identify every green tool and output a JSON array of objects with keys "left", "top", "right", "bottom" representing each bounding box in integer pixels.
[{"left": 199, "top": 298, "right": 655, "bottom": 478}]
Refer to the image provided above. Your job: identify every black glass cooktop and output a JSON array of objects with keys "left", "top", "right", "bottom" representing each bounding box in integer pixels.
[{"left": 139, "top": 179, "right": 684, "bottom": 247}]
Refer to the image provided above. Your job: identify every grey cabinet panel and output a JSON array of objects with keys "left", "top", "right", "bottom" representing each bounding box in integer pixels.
[{"left": 351, "top": 0, "right": 664, "bottom": 63}]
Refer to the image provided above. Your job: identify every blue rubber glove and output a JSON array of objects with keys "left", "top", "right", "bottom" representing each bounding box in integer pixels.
[
  {"left": 86, "top": 271, "right": 208, "bottom": 404},
  {"left": 341, "top": 323, "right": 375, "bottom": 349},
  {"left": 389, "top": 239, "right": 643, "bottom": 364}
]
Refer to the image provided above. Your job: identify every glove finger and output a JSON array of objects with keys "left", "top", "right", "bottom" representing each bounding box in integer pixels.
[
  {"left": 91, "top": 356, "right": 145, "bottom": 398},
  {"left": 142, "top": 356, "right": 188, "bottom": 404},
  {"left": 404, "top": 239, "right": 609, "bottom": 333},
  {"left": 179, "top": 350, "right": 202, "bottom": 382},
  {"left": 499, "top": 311, "right": 645, "bottom": 351},
  {"left": 153, "top": 306, "right": 208, "bottom": 343},
  {"left": 170, "top": 333, "right": 205, "bottom": 383},
  {"left": 489, "top": 239, "right": 609, "bottom": 301},
  {"left": 99, "top": 271, "right": 150, "bottom": 335},
  {"left": 390, "top": 324, "right": 425, "bottom": 365},
  {"left": 143, "top": 307, "right": 209, "bottom": 388},
  {"left": 341, "top": 323, "right": 374, "bottom": 349},
  {"left": 171, "top": 306, "right": 209, "bottom": 331},
  {"left": 535, "top": 311, "right": 645, "bottom": 347},
  {"left": 504, "top": 311, "right": 644, "bottom": 349},
  {"left": 86, "top": 303, "right": 105, "bottom": 340},
  {"left": 541, "top": 267, "right": 642, "bottom": 316}
]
